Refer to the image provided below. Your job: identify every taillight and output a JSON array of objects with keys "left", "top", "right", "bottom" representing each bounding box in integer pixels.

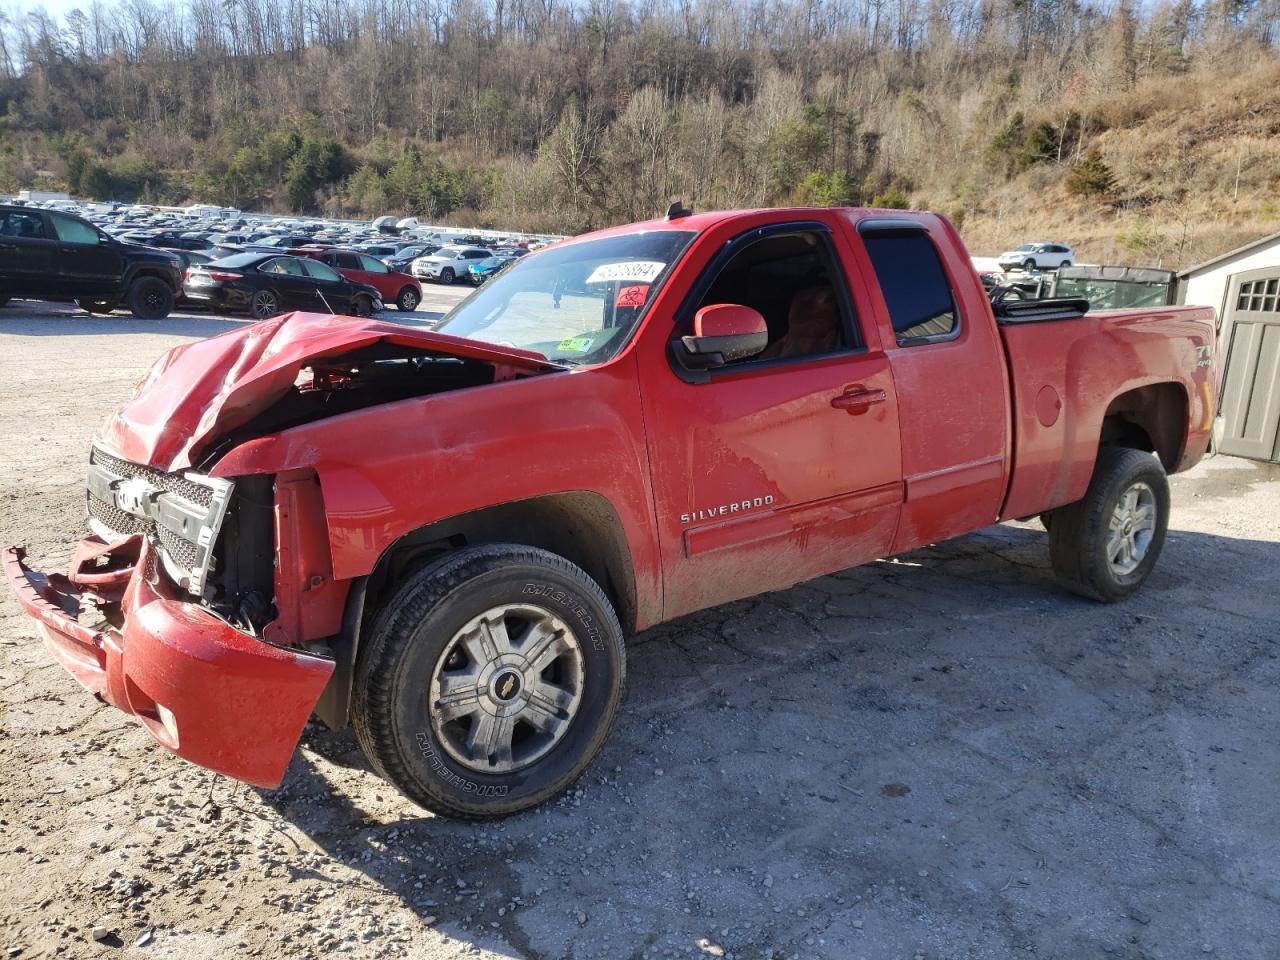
[
  {"left": 183, "top": 268, "right": 191, "bottom": 281},
  {"left": 207, "top": 271, "right": 242, "bottom": 282}
]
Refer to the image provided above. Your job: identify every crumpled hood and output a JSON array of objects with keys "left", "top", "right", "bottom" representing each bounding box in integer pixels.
[{"left": 99, "top": 312, "right": 556, "bottom": 472}]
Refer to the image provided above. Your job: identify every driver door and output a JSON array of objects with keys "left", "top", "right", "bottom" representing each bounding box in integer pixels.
[
  {"left": 48, "top": 212, "right": 124, "bottom": 296},
  {"left": 637, "top": 217, "right": 904, "bottom": 620},
  {"left": 298, "top": 257, "right": 353, "bottom": 312}
]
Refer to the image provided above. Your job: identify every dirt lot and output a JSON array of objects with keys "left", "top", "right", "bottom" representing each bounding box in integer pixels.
[{"left": 2, "top": 298, "right": 1279, "bottom": 960}]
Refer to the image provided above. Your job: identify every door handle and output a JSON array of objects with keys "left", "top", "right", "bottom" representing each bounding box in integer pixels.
[{"left": 830, "top": 388, "right": 887, "bottom": 412}]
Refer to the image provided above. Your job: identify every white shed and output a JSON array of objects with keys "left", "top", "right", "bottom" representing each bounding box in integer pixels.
[{"left": 1178, "top": 230, "right": 1280, "bottom": 462}]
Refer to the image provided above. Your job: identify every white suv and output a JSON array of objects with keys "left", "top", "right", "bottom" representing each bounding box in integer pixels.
[
  {"left": 412, "top": 245, "right": 492, "bottom": 285},
  {"left": 997, "top": 242, "right": 1074, "bottom": 273}
]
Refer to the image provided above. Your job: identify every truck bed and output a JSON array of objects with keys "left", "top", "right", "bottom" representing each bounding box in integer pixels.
[{"left": 997, "top": 304, "right": 1217, "bottom": 521}]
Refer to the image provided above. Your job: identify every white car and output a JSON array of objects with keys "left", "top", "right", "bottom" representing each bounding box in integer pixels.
[
  {"left": 997, "top": 242, "right": 1074, "bottom": 272},
  {"left": 411, "top": 245, "right": 492, "bottom": 285}
]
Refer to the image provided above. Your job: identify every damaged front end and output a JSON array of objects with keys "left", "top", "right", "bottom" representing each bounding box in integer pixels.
[
  {"left": 3, "top": 534, "right": 334, "bottom": 787},
  {"left": 6, "top": 312, "right": 559, "bottom": 787}
]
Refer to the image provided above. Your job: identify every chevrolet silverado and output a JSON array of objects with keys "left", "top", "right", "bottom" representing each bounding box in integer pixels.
[{"left": 5, "top": 207, "right": 1217, "bottom": 819}]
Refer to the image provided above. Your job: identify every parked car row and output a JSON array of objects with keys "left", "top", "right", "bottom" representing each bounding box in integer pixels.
[{"left": 0, "top": 194, "right": 562, "bottom": 318}]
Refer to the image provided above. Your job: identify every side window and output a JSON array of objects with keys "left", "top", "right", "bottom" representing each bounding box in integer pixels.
[
  {"left": 302, "top": 259, "right": 342, "bottom": 282},
  {"left": 1, "top": 211, "right": 47, "bottom": 239},
  {"left": 466, "top": 250, "right": 488, "bottom": 259},
  {"left": 863, "top": 232, "right": 959, "bottom": 346},
  {"left": 687, "top": 230, "right": 857, "bottom": 365},
  {"left": 262, "top": 257, "right": 304, "bottom": 276},
  {"left": 50, "top": 216, "right": 101, "bottom": 245},
  {"left": 358, "top": 254, "right": 389, "bottom": 273}
]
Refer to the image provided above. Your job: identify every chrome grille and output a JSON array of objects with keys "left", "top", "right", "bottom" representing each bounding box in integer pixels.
[
  {"left": 90, "top": 448, "right": 214, "bottom": 508},
  {"left": 155, "top": 524, "right": 199, "bottom": 570},
  {"left": 85, "top": 443, "right": 234, "bottom": 596},
  {"left": 87, "top": 493, "right": 147, "bottom": 536}
]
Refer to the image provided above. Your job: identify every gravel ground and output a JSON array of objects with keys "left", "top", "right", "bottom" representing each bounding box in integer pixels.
[{"left": 2, "top": 298, "right": 1279, "bottom": 960}]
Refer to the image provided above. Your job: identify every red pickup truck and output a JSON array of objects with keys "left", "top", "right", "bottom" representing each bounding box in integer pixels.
[{"left": 5, "top": 207, "right": 1217, "bottom": 819}]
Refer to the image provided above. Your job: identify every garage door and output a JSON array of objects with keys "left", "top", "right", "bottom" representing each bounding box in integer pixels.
[{"left": 1217, "top": 268, "right": 1280, "bottom": 461}]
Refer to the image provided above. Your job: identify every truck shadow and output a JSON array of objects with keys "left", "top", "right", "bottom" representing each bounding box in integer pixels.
[{"left": 261, "top": 519, "right": 1280, "bottom": 958}]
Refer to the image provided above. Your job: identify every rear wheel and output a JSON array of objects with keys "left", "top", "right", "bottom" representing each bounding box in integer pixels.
[
  {"left": 77, "top": 298, "right": 119, "bottom": 315},
  {"left": 439, "top": 267, "right": 455, "bottom": 285},
  {"left": 396, "top": 286, "right": 420, "bottom": 311},
  {"left": 352, "top": 544, "right": 626, "bottom": 819},
  {"left": 1060, "top": 260, "right": 1072, "bottom": 268},
  {"left": 249, "top": 289, "right": 281, "bottom": 320},
  {"left": 126, "top": 277, "right": 173, "bottom": 320},
  {"left": 1049, "top": 447, "right": 1170, "bottom": 602}
]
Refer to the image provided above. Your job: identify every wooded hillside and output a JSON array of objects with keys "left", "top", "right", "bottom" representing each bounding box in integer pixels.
[{"left": 1, "top": 0, "right": 1277, "bottom": 266}]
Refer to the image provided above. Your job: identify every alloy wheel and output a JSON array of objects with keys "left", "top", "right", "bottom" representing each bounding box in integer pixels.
[
  {"left": 429, "top": 604, "right": 584, "bottom": 774},
  {"left": 1107, "top": 481, "right": 1157, "bottom": 576},
  {"left": 251, "top": 290, "right": 279, "bottom": 319}
]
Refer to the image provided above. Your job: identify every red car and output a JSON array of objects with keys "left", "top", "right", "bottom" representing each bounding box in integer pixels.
[
  {"left": 6, "top": 206, "right": 1218, "bottom": 820},
  {"left": 298, "top": 247, "right": 423, "bottom": 311}
]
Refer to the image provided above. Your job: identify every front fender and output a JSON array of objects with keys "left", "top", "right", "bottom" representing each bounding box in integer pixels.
[{"left": 210, "top": 356, "right": 662, "bottom": 630}]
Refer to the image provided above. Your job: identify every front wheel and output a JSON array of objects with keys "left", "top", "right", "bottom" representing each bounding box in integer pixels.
[
  {"left": 396, "top": 286, "right": 420, "bottom": 311},
  {"left": 1022, "top": 258, "right": 1037, "bottom": 271},
  {"left": 1048, "top": 447, "right": 1170, "bottom": 602},
  {"left": 126, "top": 277, "right": 173, "bottom": 320},
  {"left": 439, "top": 267, "right": 455, "bottom": 285},
  {"left": 352, "top": 544, "right": 626, "bottom": 819},
  {"left": 351, "top": 294, "right": 374, "bottom": 317}
]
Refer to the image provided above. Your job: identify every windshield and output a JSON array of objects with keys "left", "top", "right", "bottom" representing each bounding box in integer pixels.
[{"left": 435, "top": 230, "right": 695, "bottom": 365}]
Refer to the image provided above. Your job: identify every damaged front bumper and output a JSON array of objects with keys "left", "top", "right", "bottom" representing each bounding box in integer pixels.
[{"left": 3, "top": 535, "right": 333, "bottom": 787}]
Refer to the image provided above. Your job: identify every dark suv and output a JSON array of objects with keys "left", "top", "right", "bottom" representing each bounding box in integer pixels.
[{"left": 0, "top": 205, "right": 182, "bottom": 319}]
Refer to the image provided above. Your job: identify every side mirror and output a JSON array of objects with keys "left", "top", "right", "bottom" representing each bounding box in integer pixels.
[{"left": 680, "top": 304, "right": 768, "bottom": 367}]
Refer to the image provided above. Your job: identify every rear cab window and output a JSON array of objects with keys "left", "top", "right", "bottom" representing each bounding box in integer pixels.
[{"left": 861, "top": 228, "right": 960, "bottom": 346}]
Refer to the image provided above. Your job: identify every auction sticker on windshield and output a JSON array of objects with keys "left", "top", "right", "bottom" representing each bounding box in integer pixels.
[{"left": 585, "top": 261, "right": 666, "bottom": 284}]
